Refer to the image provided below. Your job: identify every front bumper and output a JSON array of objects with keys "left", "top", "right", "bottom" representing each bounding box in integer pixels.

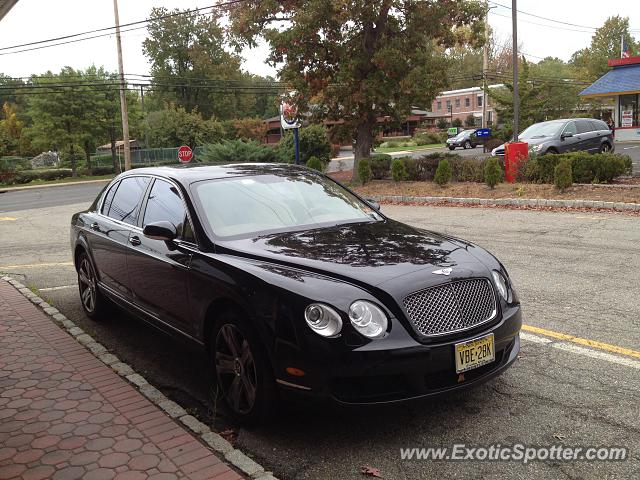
[{"left": 276, "top": 305, "right": 522, "bottom": 405}]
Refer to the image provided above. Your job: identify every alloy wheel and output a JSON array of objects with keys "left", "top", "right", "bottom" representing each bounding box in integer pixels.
[
  {"left": 78, "top": 258, "right": 96, "bottom": 314},
  {"left": 215, "top": 324, "right": 258, "bottom": 415}
]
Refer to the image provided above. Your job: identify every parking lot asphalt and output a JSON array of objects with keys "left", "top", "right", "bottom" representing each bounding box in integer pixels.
[{"left": 1, "top": 198, "right": 639, "bottom": 479}]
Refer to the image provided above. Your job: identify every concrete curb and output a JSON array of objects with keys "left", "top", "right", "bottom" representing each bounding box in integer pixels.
[
  {"left": 1, "top": 275, "right": 277, "bottom": 480},
  {"left": 0, "top": 178, "right": 111, "bottom": 192},
  {"left": 368, "top": 194, "right": 640, "bottom": 212}
]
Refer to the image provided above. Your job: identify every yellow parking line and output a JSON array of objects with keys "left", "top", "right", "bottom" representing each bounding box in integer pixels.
[
  {"left": 0, "top": 217, "right": 17, "bottom": 221},
  {"left": 0, "top": 261, "right": 74, "bottom": 270},
  {"left": 522, "top": 324, "right": 640, "bottom": 360}
]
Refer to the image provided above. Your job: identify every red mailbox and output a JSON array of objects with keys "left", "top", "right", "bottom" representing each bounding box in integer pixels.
[{"left": 504, "top": 142, "right": 528, "bottom": 183}]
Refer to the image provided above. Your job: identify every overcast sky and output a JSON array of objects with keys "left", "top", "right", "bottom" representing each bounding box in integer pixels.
[{"left": 1, "top": 0, "right": 639, "bottom": 80}]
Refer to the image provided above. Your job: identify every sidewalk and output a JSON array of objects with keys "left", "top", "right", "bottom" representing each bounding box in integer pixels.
[{"left": 0, "top": 280, "right": 243, "bottom": 480}]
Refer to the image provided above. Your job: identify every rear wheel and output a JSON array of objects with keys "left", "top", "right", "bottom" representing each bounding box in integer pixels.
[
  {"left": 599, "top": 142, "right": 612, "bottom": 153},
  {"left": 76, "top": 252, "right": 108, "bottom": 320},
  {"left": 210, "top": 312, "right": 276, "bottom": 424},
  {"left": 448, "top": 145, "right": 455, "bottom": 151}
]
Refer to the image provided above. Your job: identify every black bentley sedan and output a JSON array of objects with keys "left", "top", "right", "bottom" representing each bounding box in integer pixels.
[{"left": 71, "top": 164, "right": 522, "bottom": 422}]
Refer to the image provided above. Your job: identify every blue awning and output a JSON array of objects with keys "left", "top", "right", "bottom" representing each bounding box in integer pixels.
[{"left": 580, "top": 64, "right": 640, "bottom": 97}]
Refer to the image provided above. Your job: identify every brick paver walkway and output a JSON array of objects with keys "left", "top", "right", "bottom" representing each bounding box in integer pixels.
[{"left": 0, "top": 280, "right": 242, "bottom": 480}]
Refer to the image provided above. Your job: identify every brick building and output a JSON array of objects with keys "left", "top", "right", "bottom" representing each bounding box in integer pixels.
[{"left": 431, "top": 84, "right": 503, "bottom": 126}]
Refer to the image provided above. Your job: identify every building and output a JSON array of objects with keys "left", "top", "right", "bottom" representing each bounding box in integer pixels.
[
  {"left": 96, "top": 140, "right": 141, "bottom": 155},
  {"left": 580, "top": 56, "right": 640, "bottom": 141},
  {"left": 430, "top": 84, "right": 503, "bottom": 126}
]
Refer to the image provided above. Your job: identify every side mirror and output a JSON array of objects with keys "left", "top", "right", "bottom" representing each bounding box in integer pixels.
[
  {"left": 365, "top": 198, "right": 381, "bottom": 211},
  {"left": 143, "top": 221, "right": 177, "bottom": 241},
  {"left": 561, "top": 132, "right": 573, "bottom": 139}
]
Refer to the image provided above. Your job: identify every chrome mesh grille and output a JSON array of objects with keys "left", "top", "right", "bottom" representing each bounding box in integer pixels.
[{"left": 402, "top": 279, "right": 497, "bottom": 337}]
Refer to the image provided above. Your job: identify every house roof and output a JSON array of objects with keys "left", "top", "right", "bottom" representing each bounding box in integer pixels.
[
  {"left": 580, "top": 64, "right": 640, "bottom": 97},
  {"left": 0, "top": 0, "right": 18, "bottom": 21}
]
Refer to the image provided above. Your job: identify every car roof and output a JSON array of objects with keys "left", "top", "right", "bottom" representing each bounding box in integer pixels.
[{"left": 117, "top": 163, "right": 310, "bottom": 187}]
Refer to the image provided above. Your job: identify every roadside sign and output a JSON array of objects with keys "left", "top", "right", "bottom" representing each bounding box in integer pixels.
[
  {"left": 280, "top": 101, "right": 301, "bottom": 130},
  {"left": 447, "top": 127, "right": 458, "bottom": 136},
  {"left": 178, "top": 145, "right": 193, "bottom": 163},
  {"left": 475, "top": 128, "right": 491, "bottom": 137}
]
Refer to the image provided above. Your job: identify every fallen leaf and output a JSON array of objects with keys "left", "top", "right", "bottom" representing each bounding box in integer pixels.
[
  {"left": 361, "top": 465, "right": 382, "bottom": 478},
  {"left": 553, "top": 433, "right": 566, "bottom": 440}
]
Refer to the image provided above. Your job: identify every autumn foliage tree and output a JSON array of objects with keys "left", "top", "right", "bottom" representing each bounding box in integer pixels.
[{"left": 226, "top": 0, "right": 485, "bottom": 179}]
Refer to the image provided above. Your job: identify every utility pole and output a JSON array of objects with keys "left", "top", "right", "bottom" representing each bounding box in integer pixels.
[
  {"left": 113, "top": 0, "right": 131, "bottom": 171},
  {"left": 512, "top": 0, "right": 519, "bottom": 142},
  {"left": 482, "top": 1, "right": 490, "bottom": 128}
]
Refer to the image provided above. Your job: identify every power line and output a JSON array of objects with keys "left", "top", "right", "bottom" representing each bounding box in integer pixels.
[{"left": 0, "top": 0, "right": 247, "bottom": 54}]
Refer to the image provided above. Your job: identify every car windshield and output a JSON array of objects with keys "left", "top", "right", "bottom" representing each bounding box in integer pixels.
[
  {"left": 520, "top": 121, "right": 564, "bottom": 139},
  {"left": 192, "top": 171, "right": 383, "bottom": 239},
  {"left": 454, "top": 131, "right": 470, "bottom": 139}
]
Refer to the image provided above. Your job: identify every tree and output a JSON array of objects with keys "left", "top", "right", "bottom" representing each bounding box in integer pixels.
[
  {"left": 143, "top": 7, "right": 275, "bottom": 120},
  {"left": 464, "top": 114, "right": 476, "bottom": 127},
  {"left": 145, "top": 104, "right": 209, "bottom": 149},
  {"left": 226, "top": 0, "right": 485, "bottom": 180},
  {"left": 277, "top": 124, "right": 332, "bottom": 164},
  {"left": 436, "top": 118, "right": 449, "bottom": 130},
  {"left": 0, "top": 102, "right": 24, "bottom": 156},
  {"left": 570, "top": 16, "right": 638, "bottom": 81}
]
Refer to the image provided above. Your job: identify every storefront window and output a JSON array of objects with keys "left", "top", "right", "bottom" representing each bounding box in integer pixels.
[{"left": 619, "top": 94, "right": 638, "bottom": 128}]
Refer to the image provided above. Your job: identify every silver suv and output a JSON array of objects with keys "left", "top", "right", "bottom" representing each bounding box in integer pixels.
[{"left": 491, "top": 119, "right": 614, "bottom": 157}]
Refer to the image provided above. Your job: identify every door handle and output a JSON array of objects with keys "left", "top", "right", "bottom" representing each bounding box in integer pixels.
[
  {"left": 90, "top": 222, "right": 100, "bottom": 231},
  {"left": 129, "top": 236, "right": 141, "bottom": 246}
]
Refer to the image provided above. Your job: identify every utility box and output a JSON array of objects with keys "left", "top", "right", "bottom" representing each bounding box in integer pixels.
[{"left": 504, "top": 142, "right": 528, "bottom": 183}]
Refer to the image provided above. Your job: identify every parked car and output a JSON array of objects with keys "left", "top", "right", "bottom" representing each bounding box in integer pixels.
[
  {"left": 491, "top": 118, "right": 614, "bottom": 157},
  {"left": 446, "top": 129, "right": 479, "bottom": 150},
  {"left": 71, "top": 164, "right": 522, "bottom": 422}
]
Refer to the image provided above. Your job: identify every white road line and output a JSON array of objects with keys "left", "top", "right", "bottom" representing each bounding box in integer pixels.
[
  {"left": 520, "top": 332, "right": 640, "bottom": 369},
  {"left": 622, "top": 145, "right": 639, "bottom": 150},
  {"left": 38, "top": 285, "right": 76, "bottom": 292}
]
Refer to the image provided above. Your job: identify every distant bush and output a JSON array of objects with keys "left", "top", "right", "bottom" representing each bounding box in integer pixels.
[
  {"left": 554, "top": 158, "right": 572, "bottom": 192},
  {"left": 413, "top": 131, "right": 445, "bottom": 146},
  {"left": 370, "top": 154, "right": 392, "bottom": 179},
  {"left": 483, "top": 138, "right": 503, "bottom": 153},
  {"left": 457, "top": 159, "right": 485, "bottom": 182},
  {"left": 524, "top": 152, "right": 630, "bottom": 184},
  {"left": 484, "top": 157, "right": 503, "bottom": 189},
  {"left": 402, "top": 152, "right": 464, "bottom": 181},
  {"left": 199, "top": 140, "right": 279, "bottom": 164},
  {"left": 358, "top": 158, "right": 372, "bottom": 185},
  {"left": 0, "top": 168, "right": 74, "bottom": 185},
  {"left": 391, "top": 158, "right": 408, "bottom": 181},
  {"left": 278, "top": 124, "right": 331, "bottom": 164},
  {"left": 306, "top": 156, "right": 324, "bottom": 172},
  {"left": 434, "top": 159, "right": 452, "bottom": 186}
]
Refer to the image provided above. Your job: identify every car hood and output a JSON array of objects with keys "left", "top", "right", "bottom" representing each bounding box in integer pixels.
[
  {"left": 215, "top": 219, "right": 491, "bottom": 289},
  {"left": 495, "top": 137, "right": 549, "bottom": 151}
]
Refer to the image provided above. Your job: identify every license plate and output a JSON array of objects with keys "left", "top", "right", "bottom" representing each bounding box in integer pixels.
[{"left": 455, "top": 333, "right": 495, "bottom": 373}]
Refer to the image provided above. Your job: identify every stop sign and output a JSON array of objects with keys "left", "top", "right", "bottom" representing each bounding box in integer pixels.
[{"left": 177, "top": 145, "right": 193, "bottom": 163}]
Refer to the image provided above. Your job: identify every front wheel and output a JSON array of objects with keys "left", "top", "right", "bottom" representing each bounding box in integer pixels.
[
  {"left": 599, "top": 142, "right": 612, "bottom": 153},
  {"left": 448, "top": 146, "right": 455, "bottom": 151},
  {"left": 210, "top": 313, "right": 277, "bottom": 424},
  {"left": 464, "top": 140, "right": 471, "bottom": 149}
]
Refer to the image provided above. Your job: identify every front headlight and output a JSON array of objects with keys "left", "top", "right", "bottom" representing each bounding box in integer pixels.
[
  {"left": 348, "top": 300, "right": 388, "bottom": 339},
  {"left": 491, "top": 270, "right": 512, "bottom": 303},
  {"left": 531, "top": 143, "right": 544, "bottom": 152},
  {"left": 305, "top": 304, "right": 342, "bottom": 337}
]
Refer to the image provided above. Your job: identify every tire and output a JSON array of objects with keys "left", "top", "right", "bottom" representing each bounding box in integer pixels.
[
  {"left": 546, "top": 148, "right": 558, "bottom": 155},
  {"left": 464, "top": 140, "right": 471, "bottom": 149},
  {"left": 600, "top": 142, "right": 612, "bottom": 153},
  {"left": 448, "top": 146, "right": 455, "bottom": 151},
  {"left": 210, "top": 311, "right": 277, "bottom": 424},
  {"left": 76, "top": 251, "right": 109, "bottom": 320}
]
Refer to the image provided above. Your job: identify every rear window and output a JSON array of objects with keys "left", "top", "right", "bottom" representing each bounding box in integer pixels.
[
  {"left": 576, "top": 120, "right": 593, "bottom": 134},
  {"left": 590, "top": 120, "right": 608, "bottom": 131}
]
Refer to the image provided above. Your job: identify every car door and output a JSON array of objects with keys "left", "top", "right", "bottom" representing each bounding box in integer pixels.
[
  {"left": 575, "top": 119, "right": 599, "bottom": 153},
  {"left": 88, "top": 176, "right": 151, "bottom": 300},
  {"left": 559, "top": 121, "right": 579, "bottom": 152},
  {"left": 127, "top": 177, "right": 195, "bottom": 335}
]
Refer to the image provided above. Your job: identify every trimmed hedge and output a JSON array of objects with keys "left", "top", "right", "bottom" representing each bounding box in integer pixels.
[
  {"left": 370, "top": 154, "right": 392, "bottom": 179},
  {"left": 525, "top": 152, "right": 631, "bottom": 184}
]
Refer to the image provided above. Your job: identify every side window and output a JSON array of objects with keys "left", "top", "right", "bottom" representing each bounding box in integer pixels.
[
  {"left": 101, "top": 181, "right": 120, "bottom": 216},
  {"left": 143, "top": 179, "right": 186, "bottom": 236},
  {"left": 563, "top": 122, "right": 577, "bottom": 136},
  {"left": 576, "top": 120, "right": 592, "bottom": 134},
  {"left": 107, "top": 176, "right": 150, "bottom": 225}
]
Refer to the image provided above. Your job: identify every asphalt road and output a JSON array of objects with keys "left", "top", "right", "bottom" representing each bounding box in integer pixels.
[
  {"left": 618, "top": 141, "right": 640, "bottom": 175},
  {"left": 0, "top": 181, "right": 108, "bottom": 213},
  {"left": 1, "top": 190, "right": 639, "bottom": 479}
]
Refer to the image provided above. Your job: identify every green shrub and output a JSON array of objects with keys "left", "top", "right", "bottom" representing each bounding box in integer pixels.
[
  {"left": 525, "top": 152, "right": 630, "bottom": 184},
  {"left": 391, "top": 158, "right": 408, "bottom": 181},
  {"left": 370, "top": 154, "right": 392, "bottom": 179},
  {"left": 1, "top": 168, "right": 73, "bottom": 185},
  {"left": 434, "top": 159, "right": 452, "bottom": 186},
  {"left": 306, "top": 156, "right": 323, "bottom": 171},
  {"left": 277, "top": 124, "right": 331, "bottom": 164},
  {"left": 199, "top": 140, "right": 279, "bottom": 164},
  {"left": 554, "top": 158, "right": 572, "bottom": 192},
  {"left": 484, "top": 157, "right": 503, "bottom": 189},
  {"left": 357, "top": 158, "right": 373, "bottom": 185},
  {"left": 457, "top": 159, "right": 486, "bottom": 182}
]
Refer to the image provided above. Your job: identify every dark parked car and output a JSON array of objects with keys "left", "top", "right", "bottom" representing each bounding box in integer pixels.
[
  {"left": 71, "top": 164, "right": 522, "bottom": 422},
  {"left": 446, "top": 129, "right": 479, "bottom": 150},
  {"left": 491, "top": 118, "right": 614, "bottom": 157}
]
